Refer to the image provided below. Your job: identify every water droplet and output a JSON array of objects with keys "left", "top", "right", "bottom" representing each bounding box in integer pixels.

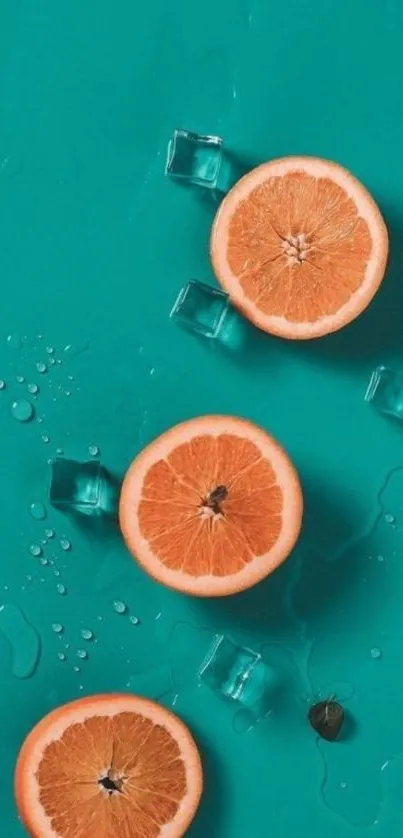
[
  {"left": 64, "top": 642, "right": 70, "bottom": 649},
  {"left": 0, "top": 380, "right": 6, "bottom": 390},
  {"left": 6, "top": 333, "right": 22, "bottom": 349},
  {"left": 377, "top": 555, "right": 384, "bottom": 562},
  {"left": 52, "top": 623, "right": 63, "bottom": 634},
  {"left": 29, "top": 502, "right": 46, "bottom": 521},
  {"left": 11, "top": 399, "right": 34, "bottom": 422},
  {"left": 129, "top": 616, "right": 140, "bottom": 626},
  {"left": 56, "top": 583, "right": 66, "bottom": 596},
  {"left": 49, "top": 357, "right": 56, "bottom": 366},
  {"left": 41, "top": 433, "right": 50, "bottom": 444},
  {"left": 68, "top": 375, "right": 74, "bottom": 381},
  {"left": 81, "top": 629, "right": 93, "bottom": 641},
  {"left": 57, "top": 652, "right": 66, "bottom": 661},
  {"left": 0, "top": 603, "right": 41, "bottom": 678},
  {"left": 16, "top": 375, "right": 25, "bottom": 383},
  {"left": 29, "top": 544, "right": 42, "bottom": 557},
  {"left": 113, "top": 600, "right": 127, "bottom": 615},
  {"left": 36, "top": 362, "right": 48, "bottom": 374},
  {"left": 64, "top": 390, "right": 71, "bottom": 397},
  {"left": 45, "top": 528, "right": 55, "bottom": 539},
  {"left": 60, "top": 538, "right": 71, "bottom": 551},
  {"left": 385, "top": 513, "right": 395, "bottom": 524},
  {"left": 371, "top": 647, "right": 382, "bottom": 659},
  {"left": 340, "top": 782, "right": 348, "bottom": 790},
  {"left": 77, "top": 649, "right": 88, "bottom": 660},
  {"left": 27, "top": 383, "right": 39, "bottom": 395},
  {"left": 39, "top": 556, "right": 49, "bottom": 566},
  {"left": 88, "top": 444, "right": 100, "bottom": 457},
  {"left": 56, "top": 447, "right": 64, "bottom": 455},
  {"left": 53, "top": 569, "right": 60, "bottom": 577},
  {"left": 46, "top": 346, "right": 54, "bottom": 355},
  {"left": 73, "top": 665, "right": 80, "bottom": 673}
]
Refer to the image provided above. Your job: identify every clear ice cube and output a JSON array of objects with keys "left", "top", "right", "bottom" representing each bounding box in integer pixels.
[
  {"left": 170, "top": 280, "right": 230, "bottom": 339},
  {"left": 365, "top": 366, "right": 403, "bottom": 420},
  {"left": 199, "top": 634, "right": 274, "bottom": 717},
  {"left": 165, "top": 129, "right": 223, "bottom": 189},
  {"left": 49, "top": 458, "right": 118, "bottom": 517}
]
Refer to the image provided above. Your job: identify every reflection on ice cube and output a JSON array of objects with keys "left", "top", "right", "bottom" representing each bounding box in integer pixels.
[
  {"left": 49, "top": 458, "right": 118, "bottom": 518},
  {"left": 365, "top": 366, "right": 403, "bottom": 421}
]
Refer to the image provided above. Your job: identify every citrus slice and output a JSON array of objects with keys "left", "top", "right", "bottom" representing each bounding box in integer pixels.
[
  {"left": 210, "top": 156, "right": 388, "bottom": 339},
  {"left": 15, "top": 693, "right": 202, "bottom": 838},
  {"left": 119, "top": 415, "right": 302, "bottom": 596}
]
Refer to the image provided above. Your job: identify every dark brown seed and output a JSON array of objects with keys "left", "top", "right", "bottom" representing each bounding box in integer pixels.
[{"left": 308, "top": 699, "right": 344, "bottom": 741}]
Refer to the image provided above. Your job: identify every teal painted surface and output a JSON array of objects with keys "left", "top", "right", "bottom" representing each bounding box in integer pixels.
[{"left": 1, "top": 0, "right": 403, "bottom": 834}]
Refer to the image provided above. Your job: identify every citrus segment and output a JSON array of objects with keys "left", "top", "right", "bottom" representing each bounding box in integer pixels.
[
  {"left": 15, "top": 694, "right": 202, "bottom": 838},
  {"left": 210, "top": 156, "right": 388, "bottom": 338},
  {"left": 119, "top": 415, "right": 303, "bottom": 596}
]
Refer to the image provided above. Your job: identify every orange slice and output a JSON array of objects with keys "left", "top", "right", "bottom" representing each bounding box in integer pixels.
[
  {"left": 210, "top": 156, "right": 388, "bottom": 339},
  {"left": 15, "top": 693, "right": 202, "bottom": 838},
  {"left": 119, "top": 415, "right": 302, "bottom": 596}
]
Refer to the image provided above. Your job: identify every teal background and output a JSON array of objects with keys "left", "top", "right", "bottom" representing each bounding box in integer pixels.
[{"left": 1, "top": 0, "right": 403, "bottom": 835}]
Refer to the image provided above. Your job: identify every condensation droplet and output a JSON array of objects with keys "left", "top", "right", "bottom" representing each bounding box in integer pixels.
[
  {"left": 81, "top": 629, "right": 93, "bottom": 641},
  {"left": 16, "top": 375, "right": 25, "bottom": 384},
  {"left": 88, "top": 444, "right": 100, "bottom": 457},
  {"left": 39, "top": 557, "right": 49, "bottom": 566},
  {"left": 57, "top": 652, "right": 66, "bottom": 661},
  {"left": 27, "top": 383, "right": 39, "bottom": 395},
  {"left": 77, "top": 649, "right": 88, "bottom": 660},
  {"left": 41, "top": 433, "right": 50, "bottom": 444},
  {"left": 46, "top": 346, "right": 54, "bottom": 355},
  {"left": 371, "top": 647, "right": 382, "bottom": 659},
  {"left": 29, "top": 544, "right": 42, "bottom": 557},
  {"left": 385, "top": 513, "right": 395, "bottom": 524},
  {"left": 11, "top": 399, "right": 34, "bottom": 422},
  {"left": 73, "top": 665, "right": 80, "bottom": 673},
  {"left": 0, "top": 380, "right": 6, "bottom": 390},
  {"left": 340, "top": 781, "right": 348, "bottom": 790},
  {"left": 129, "top": 616, "right": 140, "bottom": 626},
  {"left": 45, "top": 528, "right": 55, "bottom": 539},
  {"left": 52, "top": 623, "right": 63, "bottom": 634},
  {"left": 56, "top": 447, "right": 64, "bottom": 455},
  {"left": 60, "top": 538, "right": 71, "bottom": 551},
  {"left": 377, "top": 555, "right": 384, "bottom": 563},
  {"left": 49, "top": 357, "right": 56, "bottom": 366},
  {"left": 113, "top": 600, "right": 127, "bottom": 615},
  {"left": 64, "top": 390, "right": 71, "bottom": 397},
  {"left": 36, "top": 362, "right": 48, "bottom": 374},
  {"left": 6, "top": 333, "right": 22, "bottom": 349},
  {"left": 56, "top": 583, "right": 67, "bottom": 596},
  {"left": 30, "top": 502, "right": 47, "bottom": 521}
]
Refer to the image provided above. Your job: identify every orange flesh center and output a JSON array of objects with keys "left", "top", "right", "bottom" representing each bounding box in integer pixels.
[
  {"left": 226, "top": 172, "right": 372, "bottom": 322},
  {"left": 37, "top": 712, "right": 187, "bottom": 838},
  {"left": 138, "top": 433, "right": 283, "bottom": 576}
]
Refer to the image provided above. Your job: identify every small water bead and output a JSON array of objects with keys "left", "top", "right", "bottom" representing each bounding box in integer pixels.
[
  {"left": 88, "top": 444, "right": 100, "bottom": 457},
  {"left": 73, "top": 665, "right": 80, "bottom": 673},
  {"left": 129, "top": 616, "right": 140, "bottom": 626},
  {"left": 64, "top": 390, "right": 71, "bottom": 397},
  {"left": 30, "top": 501, "right": 47, "bottom": 521},
  {"left": 57, "top": 652, "right": 66, "bottom": 661},
  {"left": 36, "top": 362, "right": 48, "bottom": 374},
  {"left": 53, "top": 569, "right": 60, "bottom": 577},
  {"left": 56, "top": 448, "right": 64, "bottom": 455},
  {"left": 40, "top": 538, "right": 47, "bottom": 546},
  {"left": 52, "top": 623, "right": 63, "bottom": 634},
  {"left": 60, "top": 538, "right": 71, "bottom": 551},
  {"left": 340, "top": 782, "right": 348, "bottom": 790},
  {"left": 371, "top": 647, "right": 382, "bottom": 660},
  {"left": 77, "top": 649, "right": 88, "bottom": 660},
  {"left": 11, "top": 399, "right": 34, "bottom": 422},
  {"left": 29, "top": 544, "right": 42, "bottom": 557},
  {"left": 113, "top": 600, "right": 127, "bottom": 615},
  {"left": 16, "top": 375, "right": 25, "bottom": 384},
  {"left": 377, "top": 555, "right": 385, "bottom": 563},
  {"left": 385, "top": 513, "right": 395, "bottom": 524},
  {"left": 0, "top": 380, "right": 6, "bottom": 390},
  {"left": 6, "top": 333, "right": 22, "bottom": 348},
  {"left": 56, "top": 583, "right": 67, "bottom": 595},
  {"left": 41, "top": 433, "right": 50, "bottom": 444},
  {"left": 45, "top": 528, "right": 55, "bottom": 539},
  {"left": 64, "top": 643, "right": 70, "bottom": 649},
  {"left": 81, "top": 629, "right": 93, "bottom": 641},
  {"left": 39, "top": 557, "right": 49, "bottom": 566},
  {"left": 27, "top": 383, "right": 39, "bottom": 395},
  {"left": 46, "top": 346, "right": 54, "bottom": 355}
]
